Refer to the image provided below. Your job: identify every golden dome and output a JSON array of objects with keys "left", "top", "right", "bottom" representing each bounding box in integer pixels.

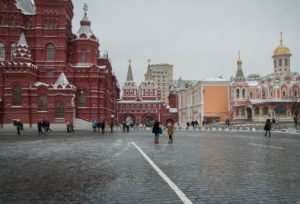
[
  {"left": 273, "top": 46, "right": 291, "bottom": 56},
  {"left": 273, "top": 32, "right": 291, "bottom": 56}
]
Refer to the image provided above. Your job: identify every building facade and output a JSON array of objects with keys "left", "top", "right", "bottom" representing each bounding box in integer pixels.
[
  {"left": 230, "top": 33, "right": 300, "bottom": 122},
  {"left": 150, "top": 63, "right": 173, "bottom": 105},
  {"left": 0, "top": 0, "right": 120, "bottom": 127},
  {"left": 178, "top": 78, "right": 230, "bottom": 127},
  {"left": 116, "top": 60, "right": 177, "bottom": 127}
]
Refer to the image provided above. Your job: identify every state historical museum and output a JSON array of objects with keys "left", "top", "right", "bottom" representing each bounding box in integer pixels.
[{"left": 0, "top": 0, "right": 120, "bottom": 127}]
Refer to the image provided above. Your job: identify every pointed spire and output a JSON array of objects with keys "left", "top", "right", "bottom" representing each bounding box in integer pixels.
[
  {"left": 83, "top": 3, "right": 89, "bottom": 21},
  {"left": 18, "top": 32, "right": 28, "bottom": 47},
  {"left": 13, "top": 32, "right": 33, "bottom": 63},
  {"left": 235, "top": 52, "right": 244, "bottom": 79},
  {"left": 126, "top": 59, "right": 134, "bottom": 81},
  {"left": 77, "top": 3, "right": 95, "bottom": 38},
  {"left": 145, "top": 59, "right": 153, "bottom": 81},
  {"left": 280, "top": 32, "right": 283, "bottom": 46}
]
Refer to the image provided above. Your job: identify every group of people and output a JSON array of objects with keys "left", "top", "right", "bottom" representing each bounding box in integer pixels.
[
  {"left": 92, "top": 120, "right": 114, "bottom": 134},
  {"left": 66, "top": 122, "right": 74, "bottom": 133},
  {"left": 186, "top": 120, "right": 199, "bottom": 129},
  {"left": 37, "top": 119, "right": 51, "bottom": 136},
  {"left": 152, "top": 121, "right": 175, "bottom": 144}
]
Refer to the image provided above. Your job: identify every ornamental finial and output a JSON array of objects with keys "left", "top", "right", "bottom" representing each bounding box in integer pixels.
[
  {"left": 280, "top": 32, "right": 283, "bottom": 46},
  {"left": 83, "top": 3, "right": 88, "bottom": 15}
]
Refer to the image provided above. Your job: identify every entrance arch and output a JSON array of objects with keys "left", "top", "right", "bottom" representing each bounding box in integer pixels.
[
  {"left": 144, "top": 114, "right": 155, "bottom": 127},
  {"left": 246, "top": 108, "right": 252, "bottom": 120}
]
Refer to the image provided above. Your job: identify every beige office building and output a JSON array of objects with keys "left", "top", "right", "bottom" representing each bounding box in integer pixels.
[{"left": 150, "top": 64, "right": 174, "bottom": 105}]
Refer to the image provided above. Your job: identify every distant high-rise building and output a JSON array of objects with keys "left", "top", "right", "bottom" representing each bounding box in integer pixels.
[{"left": 150, "top": 63, "right": 173, "bottom": 105}]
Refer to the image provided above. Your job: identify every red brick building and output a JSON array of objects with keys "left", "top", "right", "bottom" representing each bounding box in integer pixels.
[
  {"left": 0, "top": 0, "right": 120, "bottom": 127},
  {"left": 117, "top": 60, "right": 178, "bottom": 127}
]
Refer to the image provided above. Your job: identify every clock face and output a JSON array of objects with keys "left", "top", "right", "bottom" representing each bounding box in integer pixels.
[{"left": 125, "top": 116, "right": 133, "bottom": 125}]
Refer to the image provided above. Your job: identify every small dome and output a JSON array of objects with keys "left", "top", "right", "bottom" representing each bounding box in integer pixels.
[
  {"left": 273, "top": 46, "right": 291, "bottom": 56},
  {"left": 273, "top": 32, "right": 291, "bottom": 57}
]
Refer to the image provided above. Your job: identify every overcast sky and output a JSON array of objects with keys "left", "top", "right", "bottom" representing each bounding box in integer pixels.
[{"left": 72, "top": 0, "right": 300, "bottom": 85}]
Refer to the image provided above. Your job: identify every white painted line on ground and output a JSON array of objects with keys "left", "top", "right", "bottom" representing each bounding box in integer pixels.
[
  {"left": 248, "top": 143, "right": 285, "bottom": 150},
  {"left": 131, "top": 142, "right": 193, "bottom": 204}
]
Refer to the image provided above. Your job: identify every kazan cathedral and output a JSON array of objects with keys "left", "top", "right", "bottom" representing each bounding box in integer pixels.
[
  {"left": 231, "top": 33, "right": 300, "bottom": 122},
  {"left": 0, "top": 0, "right": 120, "bottom": 127}
]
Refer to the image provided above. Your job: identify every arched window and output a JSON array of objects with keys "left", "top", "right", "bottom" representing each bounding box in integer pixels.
[
  {"left": 241, "top": 107, "right": 245, "bottom": 116},
  {"left": 235, "top": 108, "right": 240, "bottom": 116},
  {"left": 81, "top": 50, "right": 87, "bottom": 63},
  {"left": 254, "top": 107, "right": 259, "bottom": 115},
  {"left": 274, "top": 60, "right": 277, "bottom": 67},
  {"left": 0, "top": 43, "right": 5, "bottom": 61},
  {"left": 46, "top": 43, "right": 55, "bottom": 61},
  {"left": 79, "top": 91, "right": 86, "bottom": 107},
  {"left": 11, "top": 43, "right": 16, "bottom": 59},
  {"left": 279, "top": 59, "right": 282, "bottom": 66},
  {"left": 11, "top": 15, "right": 15, "bottom": 26},
  {"left": 262, "top": 107, "right": 269, "bottom": 115},
  {"left": 236, "top": 89, "right": 240, "bottom": 98},
  {"left": 242, "top": 89, "right": 246, "bottom": 98},
  {"left": 13, "top": 85, "right": 22, "bottom": 106},
  {"left": 38, "top": 95, "right": 47, "bottom": 111},
  {"left": 55, "top": 102, "right": 64, "bottom": 118}
]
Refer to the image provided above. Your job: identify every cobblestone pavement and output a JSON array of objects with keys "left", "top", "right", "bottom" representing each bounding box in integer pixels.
[{"left": 0, "top": 129, "right": 299, "bottom": 203}]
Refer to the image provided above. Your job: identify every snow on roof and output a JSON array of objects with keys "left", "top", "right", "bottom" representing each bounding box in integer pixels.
[
  {"left": 34, "top": 82, "right": 49, "bottom": 87},
  {"left": 53, "top": 72, "right": 76, "bottom": 89},
  {"left": 117, "top": 100, "right": 162, "bottom": 104},
  {"left": 17, "top": 33, "right": 28, "bottom": 47},
  {"left": 249, "top": 99, "right": 293, "bottom": 104},
  {"left": 77, "top": 26, "right": 95, "bottom": 38},
  {"left": 247, "top": 80, "right": 259, "bottom": 87},
  {"left": 15, "top": 0, "right": 36, "bottom": 15},
  {"left": 169, "top": 108, "right": 178, "bottom": 113}
]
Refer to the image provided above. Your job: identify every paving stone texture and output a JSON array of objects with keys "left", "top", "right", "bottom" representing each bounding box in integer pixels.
[{"left": 0, "top": 129, "right": 299, "bottom": 203}]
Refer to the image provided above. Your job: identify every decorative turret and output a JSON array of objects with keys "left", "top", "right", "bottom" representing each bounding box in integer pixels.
[
  {"left": 144, "top": 59, "right": 153, "bottom": 81},
  {"left": 272, "top": 32, "right": 292, "bottom": 74},
  {"left": 122, "top": 59, "right": 138, "bottom": 100},
  {"left": 139, "top": 59, "right": 158, "bottom": 100},
  {"left": 234, "top": 51, "right": 245, "bottom": 82},
  {"left": 76, "top": 3, "right": 96, "bottom": 39},
  {"left": 12, "top": 32, "right": 33, "bottom": 63}
]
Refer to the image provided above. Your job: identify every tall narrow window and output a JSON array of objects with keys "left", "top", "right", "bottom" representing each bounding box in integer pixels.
[
  {"left": 242, "top": 89, "right": 246, "bottom": 98},
  {"left": 0, "top": 15, "right": 3, "bottom": 25},
  {"left": 55, "top": 102, "right": 64, "bottom": 118},
  {"left": 285, "top": 59, "right": 288, "bottom": 66},
  {"left": 46, "top": 43, "right": 55, "bottom": 61},
  {"left": 11, "top": 15, "right": 15, "bottom": 26},
  {"left": 274, "top": 60, "right": 277, "bottom": 67},
  {"left": 38, "top": 95, "right": 47, "bottom": 111},
  {"left": 0, "top": 43, "right": 5, "bottom": 61},
  {"left": 236, "top": 89, "right": 240, "bottom": 98},
  {"left": 11, "top": 43, "right": 16, "bottom": 59},
  {"left": 13, "top": 85, "right": 22, "bottom": 106},
  {"left": 79, "top": 91, "right": 86, "bottom": 107},
  {"left": 279, "top": 59, "right": 282, "bottom": 66},
  {"left": 81, "top": 50, "right": 87, "bottom": 63}
]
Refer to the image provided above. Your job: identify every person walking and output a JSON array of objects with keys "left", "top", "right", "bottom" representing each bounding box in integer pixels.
[
  {"left": 92, "top": 120, "right": 97, "bottom": 133},
  {"left": 38, "top": 120, "right": 43, "bottom": 135},
  {"left": 165, "top": 122, "right": 175, "bottom": 143},
  {"left": 16, "top": 120, "right": 21, "bottom": 135},
  {"left": 110, "top": 121, "right": 114, "bottom": 133},
  {"left": 152, "top": 121, "right": 162, "bottom": 144},
  {"left": 101, "top": 120, "right": 105, "bottom": 134},
  {"left": 294, "top": 116, "right": 298, "bottom": 129},
  {"left": 264, "top": 118, "right": 272, "bottom": 137}
]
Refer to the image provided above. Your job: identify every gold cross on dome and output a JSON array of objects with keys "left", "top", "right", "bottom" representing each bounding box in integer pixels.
[{"left": 83, "top": 3, "right": 88, "bottom": 14}]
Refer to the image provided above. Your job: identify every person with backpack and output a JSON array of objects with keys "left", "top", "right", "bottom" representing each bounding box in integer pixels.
[{"left": 152, "top": 121, "right": 162, "bottom": 144}]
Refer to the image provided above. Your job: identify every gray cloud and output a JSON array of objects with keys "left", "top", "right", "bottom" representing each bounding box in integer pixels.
[{"left": 72, "top": 0, "right": 300, "bottom": 85}]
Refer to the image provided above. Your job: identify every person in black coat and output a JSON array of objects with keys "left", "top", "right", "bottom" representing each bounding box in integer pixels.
[{"left": 264, "top": 119, "right": 272, "bottom": 137}]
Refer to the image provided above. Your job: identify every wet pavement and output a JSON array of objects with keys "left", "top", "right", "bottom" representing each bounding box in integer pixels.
[{"left": 0, "top": 129, "right": 299, "bottom": 203}]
